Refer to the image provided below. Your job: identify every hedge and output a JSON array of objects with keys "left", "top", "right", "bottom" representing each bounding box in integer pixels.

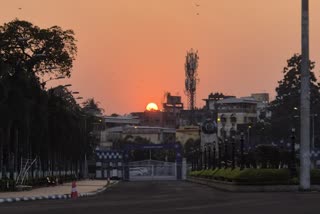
[
  {"left": 189, "top": 168, "right": 320, "bottom": 185},
  {"left": 0, "top": 179, "right": 16, "bottom": 192}
]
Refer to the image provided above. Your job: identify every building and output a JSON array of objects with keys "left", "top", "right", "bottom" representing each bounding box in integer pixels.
[
  {"left": 202, "top": 92, "right": 270, "bottom": 138},
  {"left": 100, "top": 115, "right": 140, "bottom": 148},
  {"left": 162, "top": 93, "right": 184, "bottom": 128},
  {"left": 176, "top": 126, "right": 200, "bottom": 146},
  {"left": 251, "top": 93, "right": 271, "bottom": 121},
  {"left": 123, "top": 126, "right": 176, "bottom": 144},
  {"left": 104, "top": 115, "right": 140, "bottom": 128},
  {"left": 203, "top": 92, "right": 236, "bottom": 111},
  {"left": 102, "top": 125, "right": 176, "bottom": 146},
  {"left": 131, "top": 110, "right": 177, "bottom": 128},
  {"left": 179, "top": 109, "right": 214, "bottom": 127},
  {"left": 217, "top": 97, "right": 259, "bottom": 138},
  {"left": 131, "top": 111, "right": 168, "bottom": 127},
  {"left": 162, "top": 93, "right": 184, "bottom": 113}
]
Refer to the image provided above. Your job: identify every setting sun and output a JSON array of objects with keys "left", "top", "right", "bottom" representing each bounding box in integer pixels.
[{"left": 146, "top": 102, "right": 159, "bottom": 111}]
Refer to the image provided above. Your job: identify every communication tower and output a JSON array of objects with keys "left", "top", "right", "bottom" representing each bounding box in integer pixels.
[{"left": 184, "top": 49, "right": 199, "bottom": 111}]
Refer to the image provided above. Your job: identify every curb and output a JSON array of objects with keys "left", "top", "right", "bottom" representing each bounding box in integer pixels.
[
  {"left": 0, "top": 181, "right": 119, "bottom": 204},
  {"left": 78, "top": 181, "right": 119, "bottom": 197},
  {"left": 0, "top": 194, "right": 70, "bottom": 203}
]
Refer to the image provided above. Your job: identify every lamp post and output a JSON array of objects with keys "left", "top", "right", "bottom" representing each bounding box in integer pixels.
[
  {"left": 290, "top": 128, "right": 297, "bottom": 176},
  {"left": 204, "top": 143, "right": 211, "bottom": 169},
  {"left": 199, "top": 149, "right": 203, "bottom": 170},
  {"left": 218, "top": 139, "right": 222, "bottom": 169},
  {"left": 300, "top": 0, "right": 311, "bottom": 191},
  {"left": 240, "top": 132, "right": 244, "bottom": 170},
  {"left": 231, "top": 135, "right": 235, "bottom": 169},
  {"left": 195, "top": 149, "right": 199, "bottom": 170},
  {"left": 190, "top": 148, "right": 194, "bottom": 171},
  {"left": 203, "top": 146, "right": 207, "bottom": 169},
  {"left": 213, "top": 143, "right": 216, "bottom": 169},
  {"left": 311, "top": 114, "right": 317, "bottom": 152},
  {"left": 207, "top": 144, "right": 211, "bottom": 169},
  {"left": 224, "top": 138, "right": 228, "bottom": 168},
  {"left": 198, "top": 125, "right": 202, "bottom": 170},
  {"left": 247, "top": 125, "right": 251, "bottom": 146}
]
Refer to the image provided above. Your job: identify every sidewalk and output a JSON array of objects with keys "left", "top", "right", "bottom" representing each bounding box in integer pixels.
[{"left": 0, "top": 179, "right": 115, "bottom": 202}]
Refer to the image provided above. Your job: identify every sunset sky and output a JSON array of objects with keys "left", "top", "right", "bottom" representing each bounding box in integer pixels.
[{"left": 2, "top": 0, "right": 320, "bottom": 114}]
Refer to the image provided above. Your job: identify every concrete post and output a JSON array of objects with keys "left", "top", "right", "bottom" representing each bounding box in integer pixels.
[{"left": 300, "top": 0, "right": 311, "bottom": 190}]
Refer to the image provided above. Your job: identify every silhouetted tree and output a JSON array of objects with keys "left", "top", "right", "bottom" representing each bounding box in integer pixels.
[
  {"left": 0, "top": 19, "right": 79, "bottom": 179},
  {"left": 269, "top": 54, "right": 320, "bottom": 141}
]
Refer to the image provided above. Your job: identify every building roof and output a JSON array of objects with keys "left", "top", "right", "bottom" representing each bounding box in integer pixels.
[
  {"left": 104, "top": 125, "right": 176, "bottom": 134},
  {"left": 216, "top": 97, "right": 259, "bottom": 104},
  {"left": 124, "top": 126, "right": 175, "bottom": 134},
  {"left": 104, "top": 115, "right": 140, "bottom": 124}
]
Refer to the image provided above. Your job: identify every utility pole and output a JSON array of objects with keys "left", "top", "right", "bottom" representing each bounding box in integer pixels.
[{"left": 300, "top": 0, "right": 311, "bottom": 191}]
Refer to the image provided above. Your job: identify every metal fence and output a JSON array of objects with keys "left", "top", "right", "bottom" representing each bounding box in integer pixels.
[{"left": 128, "top": 160, "right": 177, "bottom": 181}]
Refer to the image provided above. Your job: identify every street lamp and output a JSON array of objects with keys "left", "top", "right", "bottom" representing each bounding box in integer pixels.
[
  {"left": 231, "top": 135, "right": 236, "bottom": 169},
  {"left": 198, "top": 148, "right": 203, "bottom": 170},
  {"left": 212, "top": 143, "right": 216, "bottom": 169},
  {"left": 204, "top": 143, "right": 211, "bottom": 169},
  {"left": 300, "top": 0, "right": 311, "bottom": 191},
  {"left": 218, "top": 138, "right": 222, "bottom": 169},
  {"left": 240, "top": 132, "right": 244, "bottom": 170},
  {"left": 190, "top": 147, "right": 195, "bottom": 171},
  {"left": 203, "top": 145, "right": 207, "bottom": 169},
  {"left": 247, "top": 125, "right": 251, "bottom": 146},
  {"left": 207, "top": 144, "right": 211, "bottom": 169},
  {"left": 194, "top": 149, "right": 199, "bottom": 170},
  {"left": 311, "top": 114, "right": 317, "bottom": 151},
  {"left": 224, "top": 138, "right": 228, "bottom": 169},
  {"left": 290, "top": 128, "right": 297, "bottom": 176}
]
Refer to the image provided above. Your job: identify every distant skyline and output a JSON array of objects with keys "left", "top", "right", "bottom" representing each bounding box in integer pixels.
[{"left": 2, "top": 0, "right": 320, "bottom": 114}]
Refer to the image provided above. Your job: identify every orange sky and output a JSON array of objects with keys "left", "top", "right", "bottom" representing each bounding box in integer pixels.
[{"left": 2, "top": 0, "right": 320, "bottom": 114}]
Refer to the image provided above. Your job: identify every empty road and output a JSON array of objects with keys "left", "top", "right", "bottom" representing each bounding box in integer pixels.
[{"left": 0, "top": 181, "right": 319, "bottom": 214}]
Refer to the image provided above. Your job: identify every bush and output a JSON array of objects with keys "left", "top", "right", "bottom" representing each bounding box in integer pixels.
[
  {"left": 0, "top": 179, "right": 15, "bottom": 191},
  {"left": 234, "top": 168, "right": 290, "bottom": 184},
  {"left": 189, "top": 168, "right": 291, "bottom": 184}
]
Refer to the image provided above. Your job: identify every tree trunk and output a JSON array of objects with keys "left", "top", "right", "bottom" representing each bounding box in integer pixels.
[
  {"left": 5, "top": 122, "right": 12, "bottom": 179},
  {"left": 13, "top": 128, "right": 18, "bottom": 179},
  {"left": 0, "top": 128, "right": 4, "bottom": 178}
]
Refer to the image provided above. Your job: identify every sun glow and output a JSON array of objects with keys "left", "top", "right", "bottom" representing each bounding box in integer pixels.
[{"left": 146, "top": 102, "right": 159, "bottom": 111}]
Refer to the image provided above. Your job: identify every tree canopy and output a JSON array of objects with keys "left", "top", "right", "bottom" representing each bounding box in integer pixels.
[
  {"left": 0, "top": 19, "right": 77, "bottom": 82},
  {"left": 269, "top": 54, "right": 320, "bottom": 140},
  {"left": 0, "top": 19, "right": 102, "bottom": 179}
]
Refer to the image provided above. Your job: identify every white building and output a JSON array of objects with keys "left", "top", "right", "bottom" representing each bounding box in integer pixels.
[{"left": 217, "top": 97, "right": 259, "bottom": 138}]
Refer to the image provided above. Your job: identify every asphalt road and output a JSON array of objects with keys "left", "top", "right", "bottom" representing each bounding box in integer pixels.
[{"left": 0, "top": 181, "right": 319, "bottom": 214}]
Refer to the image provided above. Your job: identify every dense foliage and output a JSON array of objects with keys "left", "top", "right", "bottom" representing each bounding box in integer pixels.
[
  {"left": 269, "top": 54, "right": 320, "bottom": 142},
  {"left": 0, "top": 19, "right": 99, "bottom": 181}
]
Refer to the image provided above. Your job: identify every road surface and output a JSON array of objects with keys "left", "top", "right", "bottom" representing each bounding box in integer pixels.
[{"left": 0, "top": 181, "right": 319, "bottom": 214}]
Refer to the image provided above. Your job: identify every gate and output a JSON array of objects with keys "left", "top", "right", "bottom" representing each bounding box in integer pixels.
[
  {"left": 128, "top": 160, "right": 177, "bottom": 181},
  {"left": 123, "top": 143, "right": 183, "bottom": 181}
]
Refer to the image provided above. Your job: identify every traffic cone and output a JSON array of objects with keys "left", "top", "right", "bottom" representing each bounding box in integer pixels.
[{"left": 71, "top": 181, "right": 78, "bottom": 199}]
